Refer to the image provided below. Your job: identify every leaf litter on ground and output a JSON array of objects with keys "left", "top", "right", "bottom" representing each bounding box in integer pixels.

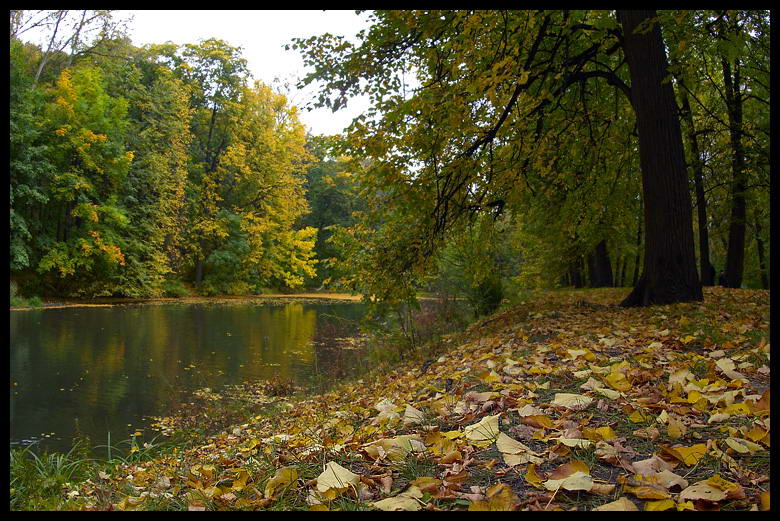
[{"left": 67, "top": 287, "right": 769, "bottom": 511}]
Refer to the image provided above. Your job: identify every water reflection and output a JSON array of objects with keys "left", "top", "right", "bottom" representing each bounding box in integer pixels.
[{"left": 10, "top": 301, "right": 365, "bottom": 453}]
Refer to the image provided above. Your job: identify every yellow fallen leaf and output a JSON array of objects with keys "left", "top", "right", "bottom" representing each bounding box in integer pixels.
[
  {"left": 524, "top": 464, "right": 545, "bottom": 489},
  {"left": 468, "top": 483, "right": 518, "bottom": 511},
  {"left": 521, "top": 414, "right": 557, "bottom": 429},
  {"left": 495, "top": 432, "right": 532, "bottom": 454},
  {"left": 724, "top": 437, "right": 762, "bottom": 454},
  {"left": 628, "top": 408, "right": 652, "bottom": 423},
  {"left": 364, "top": 435, "right": 426, "bottom": 461},
  {"left": 676, "top": 500, "right": 696, "bottom": 511},
  {"left": 667, "top": 418, "right": 687, "bottom": 439},
  {"left": 402, "top": 404, "right": 425, "bottom": 425},
  {"left": 264, "top": 466, "right": 298, "bottom": 499},
  {"left": 759, "top": 490, "right": 770, "bottom": 511},
  {"left": 605, "top": 371, "right": 631, "bottom": 392},
  {"left": 623, "top": 484, "right": 671, "bottom": 500},
  {"left": 679, "top": 480, "right": 727, "bottom": 502},
  {"left": 551, "top": 393, "right": 593, "bottom": 409},
  {"left": 554, "top": 437, "right": 593, "bottom": 449},
  {"left": 644, "top": 499, "right": 676, "bottom": 511},
  {"left": 316, "top": 461, "right": 360, "bottom": 493},
  {"left": 582, "top": 426, "right": 618, "bottom": 442},
  {"left": 592, "top": 496, "right": 638, "bottom": 511},
  {"left": 544, "top": 461, "right": 592, "bottom": 492},
  {"left": 595, "top": 387, "right": 622, "bottom": 400},
  {"left": 660, "top": 443, "right": 707, "bottom": 466},
  {"left": 464, "top": 414, "right": 500, "bottom": 443},
  {"left": 409, "top": 477, "right": 440, "bottom": 493},
  {"left": 371, "top": 486, "right": 423, "bottom": 511},
  {"left": 705, "top": 474, "right": 744, "bottom": 499}
]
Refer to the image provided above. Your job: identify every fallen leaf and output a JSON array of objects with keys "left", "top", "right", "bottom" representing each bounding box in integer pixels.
[
  {"left": 371, "top": 486, "right": 424, "bottom": 511},
  {"left": 264, "top": 466, "right": 298, "bottom": 499},
  {"left": 592, "top": 496, "right": 639, "bottom": 511},
  {"left": 316, "top": 461, "right": 360, "bottom": 493},
  {"left": 679, "top": 480, "right": 727, "bottom": 502},
  {"left": 659, "top": 443, "right": 707, "bottom": 466},
  {"left": 464, "top": 414, "right": 500, "bottom": 443},
  {"left": 468, "top": 483, "right": 518, "bottom": 511},
  {"left": 551, "top": 393, "right": 593, "bottom": 409}
]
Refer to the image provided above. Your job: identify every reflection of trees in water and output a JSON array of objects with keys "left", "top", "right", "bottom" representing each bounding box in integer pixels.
[
  {"left": 10, "top": 301, "right": 367, "bottom": 452},
  {"left": 310, "top": 306, "right": 366, "bottom": 384}
]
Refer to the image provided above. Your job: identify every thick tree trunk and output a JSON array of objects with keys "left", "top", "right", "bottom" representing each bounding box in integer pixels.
[
  {"left": 617, "top": 10, "right": 702, "bottom": 307},
  {"left": 631, "top": 208, "right": 642, "bottom": 287},
  {"left": 588, "top": 239, "right": 613, "bottom": 288},
  {"left": 570, "top": 258, "right": 584, "bottom": 288},
  {"left": 722, "top": 55, "right": 747, "bottom": 289}
]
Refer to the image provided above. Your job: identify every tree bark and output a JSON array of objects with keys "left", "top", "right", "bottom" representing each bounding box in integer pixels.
[
  {"left": 588, "top": 239, "right": 613, "bottom": 288},
  {"left": 721, "top": 53, "right": 747, "bottom": 289},
  {"left": 631, "top": 205, "right": 642, "bottom": 287},
  {"left": 677, "top": 82, "right": 716, "bottom": 285},
  {"left": 570, "top": 258, "right": 584, "bottom": 288},
  {"left": 753, "top": 211, "right": 769, "bottom": 289},
  {"left": 617, "top": 10, "right": 703, "bottom": 307}
]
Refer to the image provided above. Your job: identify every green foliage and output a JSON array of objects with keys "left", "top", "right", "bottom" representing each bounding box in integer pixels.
[
  {"left": 9, "top": 34, "right": 321, "bottom": 299},
  {"left": 292, "top": 9, "right": 768, "bottom": 305}
]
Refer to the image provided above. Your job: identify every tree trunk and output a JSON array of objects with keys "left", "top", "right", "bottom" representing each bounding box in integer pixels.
[
  {"left": 195, "top": 258, "right": 204, "bottom": 285},
  {"left": 721, "top": 54, "right": 747, "bottom": 289},
  {"left": 677, "top": 81, "right": 716, "bottom": 285},
  {"left": 753, "top": 212, "right": 769, "bottom": 289},
  {"left": 619, "top": 255, "right": 628, "bottom": 287},
  {"left": 617, "top": 10, "right": 703, "bottom": 307},
  {"left": 588, "top": 239, "right": 613, "bottom": 288},
  {"left": 570, "top": 258, "right": 583, "bottom": 288},
  {"left": 33, "top": 10, "right": 66, "bottom": 86},
  {"left": 631, "top": 206, "right": 642, "bottom": 287}
]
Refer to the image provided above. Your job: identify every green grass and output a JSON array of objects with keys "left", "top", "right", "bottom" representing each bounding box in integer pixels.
[{"left": 10, "top": 441, "right": 94, "bottom": 510}]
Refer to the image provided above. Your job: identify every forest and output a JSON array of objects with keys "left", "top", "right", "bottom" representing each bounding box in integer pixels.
[
  {"left": 9, "top": 9, "right": 770, "bottom": 512},
  {"left": 10, "top": 9, "right": 770, "bottom": 311}
]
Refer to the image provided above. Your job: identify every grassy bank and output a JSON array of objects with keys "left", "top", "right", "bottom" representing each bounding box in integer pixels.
[{"left": 11, "top": 287, "right": 770, "bottom": 511}]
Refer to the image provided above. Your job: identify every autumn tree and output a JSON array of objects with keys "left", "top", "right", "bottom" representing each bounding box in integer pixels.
[{"left": 293, "top": 9, "right": 710, "bottom": 306}]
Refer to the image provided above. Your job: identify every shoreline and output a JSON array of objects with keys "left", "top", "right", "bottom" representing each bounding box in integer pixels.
[{"left": 9, "top": 292, "right": 364, "bottom": 311}]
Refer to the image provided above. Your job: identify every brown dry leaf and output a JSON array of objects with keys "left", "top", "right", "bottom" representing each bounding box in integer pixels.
[
  {"left": 589, "top": 482, "right": 616, "bottom": 496},
  {"left": 631, "top": 455, "right": 674, "bottom": 475}
]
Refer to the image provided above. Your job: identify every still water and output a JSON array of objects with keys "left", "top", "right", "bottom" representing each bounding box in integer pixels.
[{"left": 10, "top": 300, "right": 366, "bottom": 454}]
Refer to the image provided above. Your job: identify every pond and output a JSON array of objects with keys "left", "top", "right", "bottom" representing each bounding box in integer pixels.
[{"left": 9, "top": 300, "right": 367, "bottom": 454}]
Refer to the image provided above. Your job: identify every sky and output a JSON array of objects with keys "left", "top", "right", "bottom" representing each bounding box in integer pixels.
[{"left": 119, "top": 10, "right": 372, "bottom": 136}]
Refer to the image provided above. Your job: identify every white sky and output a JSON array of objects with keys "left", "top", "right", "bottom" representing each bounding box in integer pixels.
[{"left": 119, "top": 10, "right": 372, "bottom": 136}]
